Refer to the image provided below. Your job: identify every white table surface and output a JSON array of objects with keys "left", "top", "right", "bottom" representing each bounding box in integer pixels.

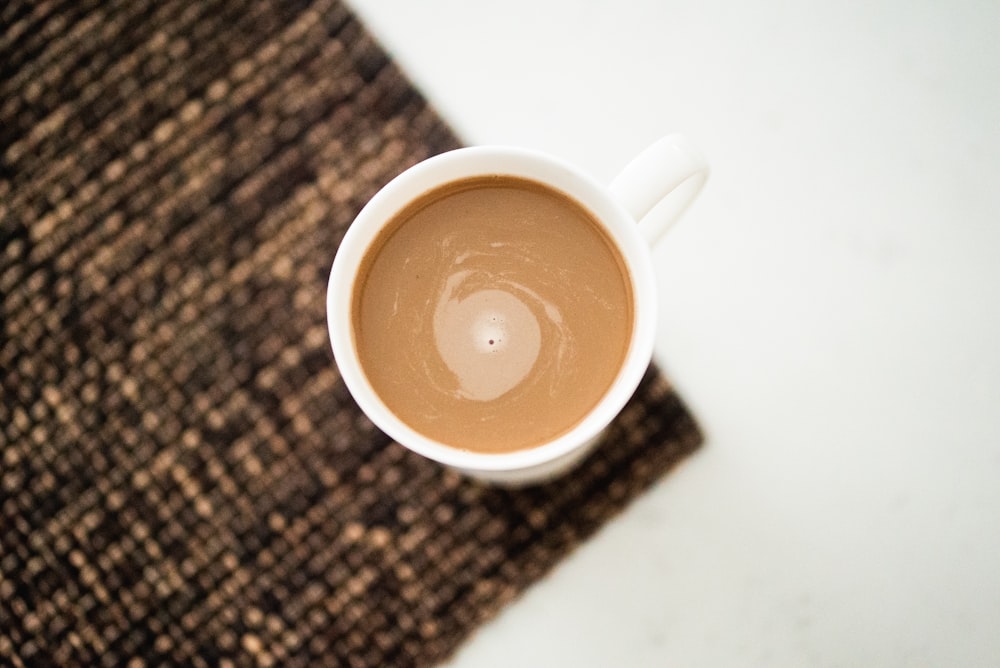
[{"left": 346, "top": 1, "right": 1000, "bottom": 665}]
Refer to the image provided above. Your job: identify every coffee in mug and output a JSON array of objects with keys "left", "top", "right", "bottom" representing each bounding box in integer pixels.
[{"left": 352, "top": 175, "right": 633, "bottom": 453}]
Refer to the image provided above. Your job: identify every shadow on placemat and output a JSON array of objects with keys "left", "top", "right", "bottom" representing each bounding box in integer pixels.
[{"left": 0, "top": 0, "right": 702, "bottom": 665}]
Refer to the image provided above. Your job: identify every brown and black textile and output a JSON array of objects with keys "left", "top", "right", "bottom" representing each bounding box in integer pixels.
[{"left": 0, "top": 0, "right": 702, "bottom": 665}]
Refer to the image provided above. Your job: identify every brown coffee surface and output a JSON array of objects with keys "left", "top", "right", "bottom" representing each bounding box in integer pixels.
[{"left": 353, "top": 176, "right": 633, "bottom": 453}]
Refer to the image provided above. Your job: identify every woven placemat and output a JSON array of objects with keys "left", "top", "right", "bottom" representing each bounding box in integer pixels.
[{"left": 0, "top": 0, "right": 702, "bottom": 665}]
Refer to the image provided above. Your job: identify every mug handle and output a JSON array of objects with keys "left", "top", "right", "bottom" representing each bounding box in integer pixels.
[{"left": 608, "top": 134, "right": 709, "bottom": 245}]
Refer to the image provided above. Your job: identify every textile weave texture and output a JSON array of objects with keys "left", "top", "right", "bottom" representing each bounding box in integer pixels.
[{"left": 0, "top": 0, "right": 702, "bottom": 665}]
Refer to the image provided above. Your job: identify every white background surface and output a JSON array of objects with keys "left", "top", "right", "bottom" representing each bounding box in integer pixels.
[{"left": 347, "top": 1, "right": 1000, "bottom": 665}]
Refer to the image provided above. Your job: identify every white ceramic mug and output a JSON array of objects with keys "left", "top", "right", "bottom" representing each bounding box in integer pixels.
[{"left": 327, "top": 135, "right": 708, "bottom": 485}]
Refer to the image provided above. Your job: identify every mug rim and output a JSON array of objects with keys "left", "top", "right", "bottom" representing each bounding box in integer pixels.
[{"left": 327, "top": 145, "right": 657, "bottom": 472}]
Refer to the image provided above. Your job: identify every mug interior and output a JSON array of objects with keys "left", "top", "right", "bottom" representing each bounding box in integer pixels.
[{"left": 327, "top": 146, "right": 657, "bottom": 472}]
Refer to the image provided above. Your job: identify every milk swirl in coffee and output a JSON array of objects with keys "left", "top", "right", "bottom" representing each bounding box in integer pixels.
[{"left": 353, "top": 175, "right": 633, "bottom": 453}]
